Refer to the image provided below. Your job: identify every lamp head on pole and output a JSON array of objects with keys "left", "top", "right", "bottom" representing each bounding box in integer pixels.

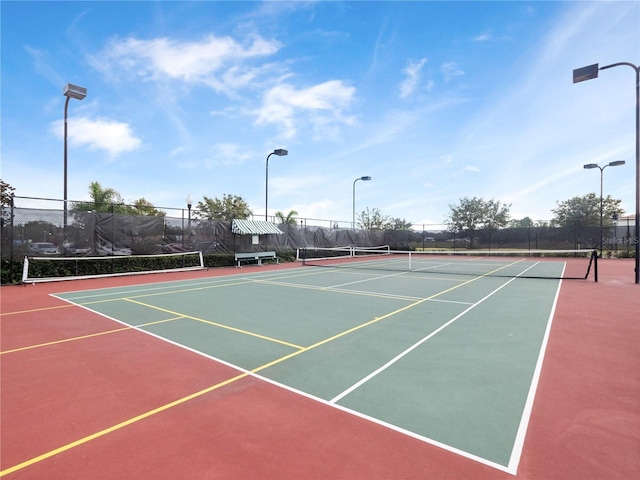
[
  {"left": 573, "top": 59, "right": 639, "bottom": 283},
  {"left": 583, "top": 163, "right": 598, "bottom": 170},
  {"left": 63, "top": 83, "right": 87, "bottom": 100},
  {"left": 573, "top": 64, "right": 600, "bottom": 83},
  {"left": 360, "top": 176, "right": 372, "bottom": 181},
  {"left": 186, "top": 194, "right": 193, "bottom": 209},
  {"left": 608, "top": 160, "right": 626, "bottom": 167},
  {"left": 273, "top": 149, "right": 288, "bottom": 156}
]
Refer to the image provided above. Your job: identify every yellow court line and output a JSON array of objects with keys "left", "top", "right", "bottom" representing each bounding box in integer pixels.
[
  {"left": 62, "top": 267, "right": 336, "bottom": 306},
  {"left": 76, "top": 278, "right": 258, "bottom": 306},
  {"left": 0, "top": 317, "right": 185, "bottom": 355},
  {"left": 282, "top": 267, "right": 496, "bottom": 353},
  {"left": 0, "top": 371, "right": 252, "bottom": 477},
  {"left": 0, "top": 259, "right": 525, "bottom": 476},
  {"left": 1, "top": 326, "right": 130, "bottom": 354},
  {"left": 251, "top": 278, "right": 423, "bottom": 301},
  {"left": 0, "top": 286, "right": 440, "bottom": 476},
  {"left": 250, "top": 268, "right": 347, "bottom": 282},
  {"left": 122, "top": 278, "right": 256, "bottom": 299},
  {"left": 0, "top": 303, "right": 75, "bottom": 316},
  {"left": 124, "top": 298, "right": 305, "bottom": 350},
  {"left": 280, "top": 257, "right": 528, "bottom": 356}
]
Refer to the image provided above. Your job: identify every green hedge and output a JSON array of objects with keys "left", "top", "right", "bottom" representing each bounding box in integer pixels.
[{"left": 1, "top": 250, "right": 298, "bottom": 285}]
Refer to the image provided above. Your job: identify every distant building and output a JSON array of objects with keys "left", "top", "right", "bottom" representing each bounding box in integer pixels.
[{"left": 614, "top": 214, "right": 636, "bottom": 226}]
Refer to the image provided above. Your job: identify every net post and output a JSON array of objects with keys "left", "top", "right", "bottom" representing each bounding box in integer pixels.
[
  {"left": 21, "top": 256, "right": 29, "bottom": 283},
  {"left": 593, "top": 249, "right": 598, "bottom": 282}
]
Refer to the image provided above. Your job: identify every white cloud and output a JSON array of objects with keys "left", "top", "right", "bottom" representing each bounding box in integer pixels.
[
  {"left": 25, "top": 46, "right": 65, "bottom": 88},
  {"left": 256, "top": 80, "right": 356, "bottom": 139},
  {"left": 290, "top": 198, "right": 338, "bottom": 223},
  {"left": 52, "top": 117, "right": 142, "bottom": 157},
  {"left": 207, "top": 143, "right": 253, "bottom": 167},
  {"left": 169, "top": 146, "right": 185, "bottom": 157},
  {"left": 449, "top": 165, "right": 480, "bottom": 179},
  {"left": 398, "top": 58, "right": 427, "bottom": 99},
  {"left": 88, "top": 34, "right": 281, "bottom": 93},
  {"left": 473, "top": 31, "right": 492, "bottom": 42},
  {"left": 271, "top": 173, "right": 326, "bottom": 197},
  {"left": 441, "top": 62, "right": 464, "bottom": 82}
]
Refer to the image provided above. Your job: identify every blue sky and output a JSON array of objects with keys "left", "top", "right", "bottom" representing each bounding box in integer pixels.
[{"left": 1, "top": 1, "right": 638, "bottom": 227}]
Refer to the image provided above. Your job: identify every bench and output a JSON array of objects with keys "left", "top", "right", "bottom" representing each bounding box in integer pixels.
[{"left": 234, "top": 251, "right": 279, "bottom": 267}]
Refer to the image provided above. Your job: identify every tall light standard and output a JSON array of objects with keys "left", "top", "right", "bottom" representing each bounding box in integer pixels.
[
  {"left": 352, "top": 176, "right": 371, "bottom": 229},
  {"left": 573, "top": 61, "right": 639, "bottom": 283},
  {"left": 265, "top": 149, "right": 288, "bottom": 220},
  {"left": 186, "top": 194, "right": 193, "bottom": 246},
  {"left": 63, "top": 83, "right": 87, "bottom": 239},
  {"left": 583, "top": 161, "right": 626, "bottom": 254}
]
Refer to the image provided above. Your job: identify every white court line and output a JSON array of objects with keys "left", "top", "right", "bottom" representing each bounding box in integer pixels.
[
  {"left": 54, "top": 266, "right": 340, "bottom": 301},
  {"left": 52, "top": 260, "right": 550, "bottom": 475},
  {"left": 327, "top": 269, "right": 410, "bottom": 289},
  {"left": 328, "top": 271, "right": 529, "bottom": 403},
  {"left": 506, "top": 266, "right": 564, "bottom": 473},
  {"left": 328, "top": 261, "right": 544, "bottom": 476}
]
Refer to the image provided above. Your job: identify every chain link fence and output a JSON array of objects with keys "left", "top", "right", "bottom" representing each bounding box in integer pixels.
[{"left": 2, "top": 195, "right": 636, "bottom": 284}]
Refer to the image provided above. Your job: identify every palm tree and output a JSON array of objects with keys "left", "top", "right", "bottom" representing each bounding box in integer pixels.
[
  {"left": 73, "top": 181, "right": 126, "bottom": 213},
  {"left": 275, "top": 210, "right": 298, "bottom": 225}
]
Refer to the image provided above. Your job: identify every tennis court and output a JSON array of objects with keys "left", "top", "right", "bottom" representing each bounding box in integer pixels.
[{"left": 1, "top": 256, "right": 638, "bottom": 479}]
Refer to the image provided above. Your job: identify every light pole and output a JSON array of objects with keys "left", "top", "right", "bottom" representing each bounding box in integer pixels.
[
  {"left": 352, "top": 176, "right": 371, "bottom": 229},
  {"left": 583, "top": 161, "right": 625, "bottom": 255},
  {"left": 186, "top": 194, "right": 193, "bottom": 246},
  {"left": 574, "top": 61, "right": 639, "bottom": 283},
  {"left": 265, "top": 149, "right": 288, "bottom": 220},
  {"left": 63, "top": 83, "right": 87, "bottom": 241}
]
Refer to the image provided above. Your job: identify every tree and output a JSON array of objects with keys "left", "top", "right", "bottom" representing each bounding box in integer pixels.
[
  {"left": 551, "top": 193, "right": 623, "bottom": 228},
  {"left": 73, "top": 181, "right": 127, "bottom": 213},
  {"left": 1, "top": 179, "right": 15, "bottom": 208},
  {"left": 358, "top": 207, "right": 390, "bottom": 230},
  {"left": 72, "top": 182, "right": 163, "bottom": 216},
  {"left": 195, "top": 194, "right": 251, "bottom": 221},
  {"left": 509, "top": 217, "right": 534, "bottom": 228},
  {"left": 445, "top": 197, "right": 511, "bottom": 246},
  {"left": 275, "top": 210, "right": 298, "bottom": 225},
  {"left": 1, "top": 180, "right": 16, "bottom": 229},
  {"left": 386, "top": 217, "right": 412, "bottom": 230},
  {"left": 129, "top": 198, "right": 165, "bottom": 217},
  {"left": 22, "top": 220, "right": 59, "bottom": 243}
]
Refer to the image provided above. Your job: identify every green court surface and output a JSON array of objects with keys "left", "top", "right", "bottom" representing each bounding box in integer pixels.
[{"left": 54, "top": 262, "right": 563, "bottom": 473}]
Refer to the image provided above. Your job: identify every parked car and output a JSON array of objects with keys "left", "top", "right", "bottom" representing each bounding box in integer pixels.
[
  {"left": 65, "top": 244, "right": 92, "bottom": 255},
  {"left": 28, "top": 242, "right": 60, "bottom": 255},
  {"left": 95, "top": 243, "right": 132, "bottom": 256}
]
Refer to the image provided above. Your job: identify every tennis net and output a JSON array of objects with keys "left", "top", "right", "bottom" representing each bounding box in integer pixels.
[
  {"left": 298, "top": 247, "right": 598, "bottom": 281},
  {"left": 22, "top": 251, "right": 205, "bottom": 283}
]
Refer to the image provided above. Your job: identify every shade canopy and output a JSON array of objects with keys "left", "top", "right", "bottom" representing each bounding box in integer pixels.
[{"left": 232, "top": 219, "right": 284, "bottom": 235}]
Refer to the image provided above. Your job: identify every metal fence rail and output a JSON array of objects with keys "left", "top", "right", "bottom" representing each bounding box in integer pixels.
[{"left": 2, "top": 196, "right": 636, "bottom": 284}]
